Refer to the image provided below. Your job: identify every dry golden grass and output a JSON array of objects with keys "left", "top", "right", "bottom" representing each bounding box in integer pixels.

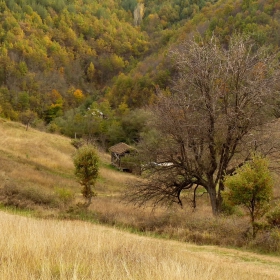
[
  {"left": 97, "top": 167, "right": 137, "bottom": 194},
  {"left": 0, "top": 119, "right": 74, "bottom": 172},
  {"left": 89, "top": 196, "right": 250, "bottom": 248},
  {"left": 1, "top": 211, "right": 280, "bottom": 280},
  {"left": 0, "top": 117, "right": 279, "bottom": 262},
  {"left": 0, "top": 119, "right": 132, "bottom": 196}
]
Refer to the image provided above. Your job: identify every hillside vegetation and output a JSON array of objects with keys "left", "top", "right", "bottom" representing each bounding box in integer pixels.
[
  {"left": 0, "top": 118, "right": 280, "bottom": 255},
  {"left": 1, "top": 0, "right": 280, "bottom": 274},
  {"left": 1, "top": 211, "right": 280, "bottom": 279},
  {"left": 0, "top": 117, "right": 136, "bottom": 211},
  {"left": 0, "top": 0, "right": 217, "bottom": 122},
  {"left": 2, "top": 0, "right": 280, "bottom": 148}
]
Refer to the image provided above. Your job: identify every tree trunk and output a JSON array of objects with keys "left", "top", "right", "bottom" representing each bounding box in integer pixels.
[
  {"left": 208, "top": 186, "right": 218, "bottom": 215},
  {"left": 85, "top": 195, "right": 92, "bottom": 208},
  {"left": 250, "top": 203, "right": 256, "bottom": 238},
  {"left": 217, "top": 181, "right": 224, "bottom": 213}
]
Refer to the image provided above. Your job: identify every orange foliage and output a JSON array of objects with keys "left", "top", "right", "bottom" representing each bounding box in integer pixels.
[{"left": 73, "top": 89, "right": 85, "bottom": 102}]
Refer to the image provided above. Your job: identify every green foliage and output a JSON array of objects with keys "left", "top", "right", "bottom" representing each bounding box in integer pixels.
[
  {"left": 54, "top": 187, "right": 75, "bottom": 209},
  {"left": 73, "top": 145, "right": 99, "bottom": 207},
  {"left": 266, "top": 203, "right": 280, "bottom": 228},
  {"left": 121, "top": 0, "right": 137, "bottom": 12},
  {"left": 223, "top": 155, "right": 273, "bottom": 237}
]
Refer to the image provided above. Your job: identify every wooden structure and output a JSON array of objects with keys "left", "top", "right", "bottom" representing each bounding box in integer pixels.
[{"left": 109, "top": 142, "right": 136, "bottom": 172}]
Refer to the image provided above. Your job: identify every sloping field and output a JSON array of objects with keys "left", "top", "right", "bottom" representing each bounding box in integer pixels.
[
  {"left": 0, "top": 211, "right": 280, "bottom": 280},
  {"left": 0, "top": 118, "right": 135, "bottom": 198},
  {"left": 0, "top": 118, "right": 280, "bottom": 279}
]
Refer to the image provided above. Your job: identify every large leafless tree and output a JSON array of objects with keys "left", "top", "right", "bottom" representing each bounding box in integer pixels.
[{"left": 127, "top": 34, "right": 280, "bottom": 215}]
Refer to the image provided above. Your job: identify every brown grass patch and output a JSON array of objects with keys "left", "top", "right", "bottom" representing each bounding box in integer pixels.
[{"left": 1, "top": 211, "right": 280, "bottom": 280}]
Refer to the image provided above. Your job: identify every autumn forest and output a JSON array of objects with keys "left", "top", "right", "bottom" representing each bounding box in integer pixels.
[
  {"left": 2, "top": 1, "right": 280, "bottom": 272},
  {"left": 1, "top": 0, "right": 280, "bottom": 149}
]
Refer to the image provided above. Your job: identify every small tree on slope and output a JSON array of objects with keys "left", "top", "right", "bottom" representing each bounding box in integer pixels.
[
  {"left": 73, "top": 145, "right": 99, "bottom": 208},
  {"left": 223, "top": 154, "right": 273, "bottom": 238}
]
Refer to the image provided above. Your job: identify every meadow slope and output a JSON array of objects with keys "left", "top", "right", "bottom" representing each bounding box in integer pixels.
[
  {"left": 0, "top": 118, "right": 135, "bottom": 201},
  {"left": 0, "top": 118, "right": 280, "bottom": 279},
  {"left": 1, "top": 211, "right": 280, "bottom": 280}
]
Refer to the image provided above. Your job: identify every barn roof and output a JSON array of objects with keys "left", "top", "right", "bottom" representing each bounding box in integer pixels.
[{"left": 109, "top": 142, "right": 134, "bottom": 155}]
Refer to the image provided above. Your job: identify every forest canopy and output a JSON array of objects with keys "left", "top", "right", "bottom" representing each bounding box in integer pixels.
[{"left": 1, "top": 0, "right": 280, "bottom": 148}]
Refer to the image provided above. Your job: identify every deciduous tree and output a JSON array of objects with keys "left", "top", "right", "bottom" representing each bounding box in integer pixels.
[
  {"left": 73, "top": 145, "right": 99, "bottom": 208},
  {"left": 126, "top": 34, "right": 280, "bottom": 215},
  {"left": 19, "top": 109, "right": 37, "bottom": 131}
]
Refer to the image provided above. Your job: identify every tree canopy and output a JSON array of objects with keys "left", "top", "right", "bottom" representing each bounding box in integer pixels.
[{"left": 126, "top": 34, "right": 280, "bottom": 215}]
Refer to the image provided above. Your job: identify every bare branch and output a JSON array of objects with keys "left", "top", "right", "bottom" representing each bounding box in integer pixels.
[{"left": 126, "top": 34, "right": 280, "bottom": 215}]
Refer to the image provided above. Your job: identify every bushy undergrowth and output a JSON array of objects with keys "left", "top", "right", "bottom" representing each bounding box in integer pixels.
[
  {"left": 250, "top": 229, "right": 280, "bottom": 253},
  {"left": 0, "top": 184, "right": 74, "bottom": 210},
  {"left": 266, "top": 205, "right": 280, "bottom": 228},
  {"left": 67, "top": 197, "right": 273, "bottom": 251},
  {"left": 1, "top": 183, "right": 279, "bottom": 254}
]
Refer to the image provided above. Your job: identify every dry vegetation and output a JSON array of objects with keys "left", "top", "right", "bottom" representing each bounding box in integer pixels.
[
  {"left": 0, "top": 118, "right": 136, "bottom": 205},
  {"left": 0, "top": 117, "right": 280, "bottom": 276},
  {"left": 1, "top": 211, "right": 280, "bottom": 280}
]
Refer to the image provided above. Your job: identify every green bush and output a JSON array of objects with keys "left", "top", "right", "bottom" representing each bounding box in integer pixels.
[
  {"left": 54, "top": 187, "right": 75, "bottom": 209},
  {"left": 266, "top": 203, "right": 280, "bottom": 228},
  {"left": 223, "top": 155, "right": 273, "bottom": 238}
]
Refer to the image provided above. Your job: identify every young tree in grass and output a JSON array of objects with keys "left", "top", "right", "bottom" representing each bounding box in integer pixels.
[
  {"left": 73, "top": 145, "right": 99, "bottom": 208},
  {"left": 223, "top": 154, "right": 273, "bottom": 238}
]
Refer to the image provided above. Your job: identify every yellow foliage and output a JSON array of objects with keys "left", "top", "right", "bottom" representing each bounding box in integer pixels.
[
  {"left": 87, "top": 62, "right": 95, "bottom": 82},
  {"left": 50, "top": 103, "right": 62, "bottom": 110},
  {"left": 49, "top": 89, "right": 63, "bottom": 104},
  {"left": 118, "top": 102, "right": 130, "bottom": 115},
  {"left": 73, "top": 89, "right": 85, "bottom": 101}
]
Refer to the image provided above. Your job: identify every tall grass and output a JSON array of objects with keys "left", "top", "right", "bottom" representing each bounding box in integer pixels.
[
  {"left": 0, "top": 119, "right": 75, "bottom": 173},
  {"left": 1, "top": 211, "right": 280, "bottom": 280},
  {"left": 0, "top": 118, "right": 279, "bottom": 256}
]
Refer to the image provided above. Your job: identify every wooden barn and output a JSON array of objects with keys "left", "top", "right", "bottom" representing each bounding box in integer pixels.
[{"left": 109, "top": 142, "right": 137, "bottom": 172}]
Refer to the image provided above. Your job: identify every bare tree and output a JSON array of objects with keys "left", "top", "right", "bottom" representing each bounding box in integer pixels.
[
  {"left": 19, "top": 110, "right": 37, "bottom": 131},
  {"left": 126, "top": 34, "right": 280, "bottom": 215}
]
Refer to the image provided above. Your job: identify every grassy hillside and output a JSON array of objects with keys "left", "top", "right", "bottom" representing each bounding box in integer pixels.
[
  {"left": 0, "top": 117, "right": 136, "bottom": 211},
  {"left": 0, "top": 118, "right": 279, "bottom": 256},
  {"left": 1, "top": 210, "right": 280, "bottom": 280}
]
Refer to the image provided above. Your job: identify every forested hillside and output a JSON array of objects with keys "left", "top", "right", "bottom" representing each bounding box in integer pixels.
[{"left": 1, "top": 0, "right": 280, "bottom": 148}]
